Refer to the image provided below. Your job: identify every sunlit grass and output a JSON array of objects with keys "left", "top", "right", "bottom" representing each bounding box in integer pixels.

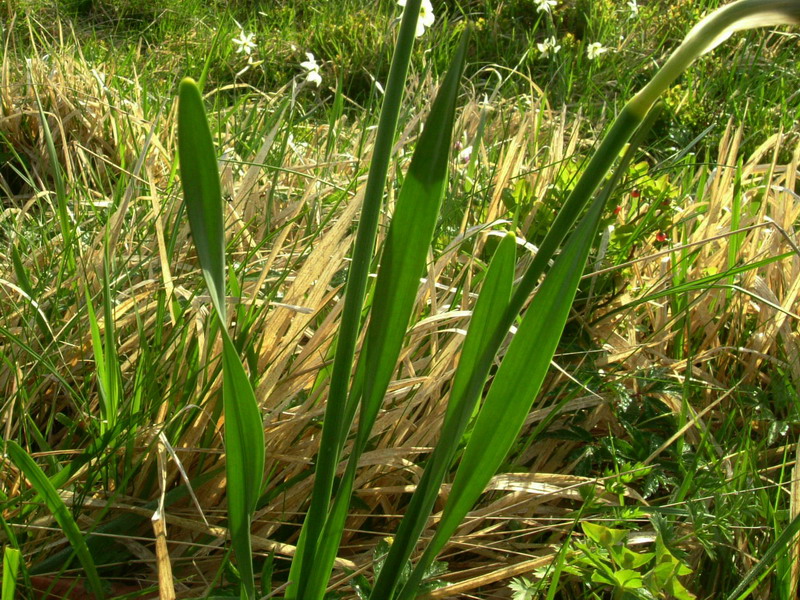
[{"left": 1, "top": 1, "right": 800, "bottom": 598}]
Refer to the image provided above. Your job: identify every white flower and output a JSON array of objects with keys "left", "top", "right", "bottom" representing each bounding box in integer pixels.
[
  {"left": 232, "top": 29, "right": 257, "bottom": 56},
  {"left": 367, "top": 72, "right": 385, "bottom": 95},
  {"left": 586, "top": 42, "right": 608, "bottom": 60},
  {"left": 536, "top": 36, "right": 561, "bottom": 58},
  {"left": 533, "top": 0, "right": 558, "bottom": 14},
  {"left": 306, "top": 69, "right": 322, "bottom": 87},
  {"left": 398, "top": 0, "right": 436, "bottom": 37},
  {"left": 300, "top": 52, "right": 322, "bottom": 87},
  {"left": 300, "top": 52, "right": 318, "bottom": 72},
  {"left": 627, "top": 0, "right": 639, "bottom": 16}
]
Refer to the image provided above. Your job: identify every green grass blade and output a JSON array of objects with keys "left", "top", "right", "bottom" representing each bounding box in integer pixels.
[
  {"left": 369, "top": 231, "right": 516, "bottom": 600},
  {"left": 725, "top": 512, "right": 800, "bottom": 600},
  {"left": 397, "top": 191, "right": 607, "bottom": 600},
  {"left": 10, "top": 243, "right": 53, "bottom": 343},
  {"left": 100, "top": 251, "right": 120, "bottom": 431},
  {"left": 286, "top": 1, "right": 425, "bottom": 596},
  {"left": 84, "top": 284, "right": 110, "bottom": 433},
  {"left": 30, "top": 68, "right": 73, "bottom": 274},
  {"left": 5, "top": 441, "right": 105, "bottom": 600},
  {"left": 177, "top": 76, "right": 265, "bottom": 600},
  {"left": 2, "top": 547, "right": 21, "bottom": 600},
  {"left": 177, "top": 78, "right": 226, "bottom": 320},
  {"left": 295, "top": 27, "right": 469, "bottom": 600},
  {"left": 83, "top": 250, "right": 121, "bottom": 434}
]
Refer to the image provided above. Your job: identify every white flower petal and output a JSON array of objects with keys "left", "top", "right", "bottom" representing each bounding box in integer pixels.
[
  {"left": 306, "top": 70, "right": 322, "bottom": 87},
  {"left": 300, "top": 52, "right": 319, "bottom": 71}
]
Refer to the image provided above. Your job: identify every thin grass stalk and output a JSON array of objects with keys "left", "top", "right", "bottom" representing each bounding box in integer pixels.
[{"left": 285, "top": 1, "right": 423, "bottom": 596}]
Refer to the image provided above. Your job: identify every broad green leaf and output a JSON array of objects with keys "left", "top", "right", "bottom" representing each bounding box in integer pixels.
[
  {"left": 611, "top": 546, "right": 654, "bottom": 571},
  {"left": 610, "top": 569, "right": 643, "bottom": 590},
  {"left": 583, "top": 522, "right": 628, "bottom": 548},
  {"left": 444, "top": 234, "right": 516, "bottom": 430},
  {"left": 358, "top": 27, "right": 469, "bottom": 452},
  {"left": 294, "top": 27, "right": 469, "bottom": 600},
  {"left": 5, "top": 441, "right": 105, "bottom": 600},
  {"left": 178, "top": 78, "right": 226, "bottom": 319},
  {"left": 2, "top": 547, "right": 21, "bottom": 600},
  {"left": 666, "top": 576, "right": 697, "bottom": 600},
  {"left": 397, "top": 189, "right": 607, "bottom": 600},
  {"left": 369, "top": 231, "right": 515, "bottom": 599},
  {"left": 177, "top": 77, "right": 265, "bottom": 600}
]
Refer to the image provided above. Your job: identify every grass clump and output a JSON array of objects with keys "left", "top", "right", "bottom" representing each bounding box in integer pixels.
[{"left": 2, "top": 1, "right": 800, "bottom": 599}]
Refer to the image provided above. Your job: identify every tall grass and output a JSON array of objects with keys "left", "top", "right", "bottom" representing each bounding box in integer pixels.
[
  {"left": 2, "top": 1, "right": 800, "bottom": 598},
  {"left": 174, "top": 1, "right": 800, "bottom": 598}
]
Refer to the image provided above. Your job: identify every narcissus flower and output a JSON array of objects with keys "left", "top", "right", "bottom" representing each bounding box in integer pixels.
[
  {"left": 232, "top": 29, "right": 257, "bottom": 56},
  {"left": 232, "top": 24, "right": 262, "bottom": 75},
  {"left": 300, "top": 52, "right": 322, "bottom": 87},
  {"left": 534, "top": 0, "right": 558, "bottom": 14},
  {"left": 398, "top": 0, "right": 436, "bottom": 37},
  {"left": 587, "top": 42, "right": 609, "bottom": 60},
  {"left": 537, "top": 36, "right": 562, "bottom": 58}
]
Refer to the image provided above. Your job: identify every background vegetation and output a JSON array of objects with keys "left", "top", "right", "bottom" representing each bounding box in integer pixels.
[{"left": 1, "top": 0, "right": 799, "bottom": 598}]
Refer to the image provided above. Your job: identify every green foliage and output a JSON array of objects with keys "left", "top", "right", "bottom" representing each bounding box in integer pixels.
[
  {"left": 565, "top": 522, "right": 696, "bottom": 600},
  {"left": 350, "top": 538, "right": 448, "bottom": 600},
  {"left": 178, "top": 77, "right": 266, "bottom": 599},
  {"left": 509, "top": 576, "right": 538, "bottom": 600},
  {"left": 5, "top": 441, "right": 106, "bottom": 600},
  {"left": 3, "top": 2, "right": 800, "bottom": 599},
  {"left": 2, "top": 547, "right": 21, "bottom": 600}
]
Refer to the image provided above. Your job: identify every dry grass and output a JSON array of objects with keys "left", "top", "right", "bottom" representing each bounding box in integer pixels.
[{"left": 2, "top": 35, "right": 800, "bottom": 599}]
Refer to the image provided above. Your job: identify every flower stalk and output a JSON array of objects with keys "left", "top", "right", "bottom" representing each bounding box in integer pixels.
[{"left": 630, "top": 0, "right": 800, "bottom": 117}]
